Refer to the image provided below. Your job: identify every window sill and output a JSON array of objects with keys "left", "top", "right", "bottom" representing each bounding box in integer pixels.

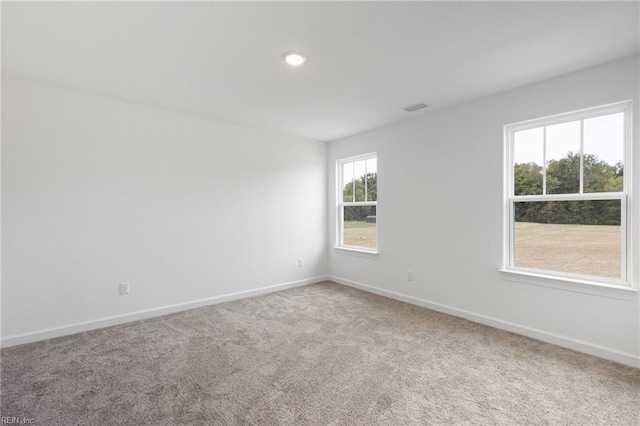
[
  {"left": 499, "top": 269, "right": 637, "bottom": 301},
  {"left": 334, "top": 246, "right": 379, "bottom": 258}
]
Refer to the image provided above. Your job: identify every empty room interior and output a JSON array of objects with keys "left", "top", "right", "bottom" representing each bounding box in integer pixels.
[{"left": 2, "top": 1, "right": 640, "bottom": 425}]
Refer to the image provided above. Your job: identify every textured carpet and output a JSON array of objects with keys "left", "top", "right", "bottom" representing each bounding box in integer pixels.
[{"left": 1, "top": 282, "right": 639, "bottom": 425}]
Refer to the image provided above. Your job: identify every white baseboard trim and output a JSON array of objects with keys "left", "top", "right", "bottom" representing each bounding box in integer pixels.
[
  {"left": 330, "top": 276, "right": 640, "bottom": 369},
  {"left": 1, "top": 275, "right": 329, "bottom": 348}
]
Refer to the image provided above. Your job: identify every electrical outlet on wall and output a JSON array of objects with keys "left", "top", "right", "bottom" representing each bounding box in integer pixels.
[
  {"left": 298, "top": 259, "right": 304, "bottom": 268},
  {"left": 407, "top": 271, "right": 414, "bottom": 281},
  {"left": 119, "top": 282, "right": 130, "bottom": 295}
]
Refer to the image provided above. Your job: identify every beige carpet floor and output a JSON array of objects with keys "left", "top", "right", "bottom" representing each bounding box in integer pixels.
[{"left": 1, "top": 282, "right": 639, "bottom": 425}]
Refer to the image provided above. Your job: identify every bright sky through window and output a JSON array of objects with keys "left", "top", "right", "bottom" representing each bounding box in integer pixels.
[{"left": 513, "top": 113, "right": 624, "bottom": 167}]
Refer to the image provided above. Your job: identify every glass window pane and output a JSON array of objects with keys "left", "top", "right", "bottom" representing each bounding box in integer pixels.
[
  {"left": 583, "top": 112, "right": 624, "bottom": 193},
  {"left": 514, "top": 200, "right": 621, "bottom": 279},
  {"left": 343, "top": 205, "right": 377, "bottom": 249},
  {"left": 546, "top": 120, "right": 580, "bottom": 194},
  {"left": 366, "top": 158, "right": 377, "bottom": 201},
  {"left": 342, "top": 162, "right": 354, "bottom": 202},
  {"left": 514, "top": 128, "right": 543, "bottom": 195},
  {"left": 353, "top": 160, "right": 366, "bottom": 202}
]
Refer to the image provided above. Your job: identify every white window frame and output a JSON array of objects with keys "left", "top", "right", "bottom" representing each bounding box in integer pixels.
[
  {"left": 336, "top": 152, "right": 378, "bottom": 254},
  {"left": 502, "top": 101, "right": 633, "bottom": 289}
]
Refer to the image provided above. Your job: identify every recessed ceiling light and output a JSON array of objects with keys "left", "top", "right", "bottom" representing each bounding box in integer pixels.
[{"left": 283, "top": 51, "right": 306, "bottom": 66}]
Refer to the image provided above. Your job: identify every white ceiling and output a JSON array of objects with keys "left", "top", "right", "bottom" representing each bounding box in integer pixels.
[{"left": 2, "top": 2, "right": 639, "bottom": 142}]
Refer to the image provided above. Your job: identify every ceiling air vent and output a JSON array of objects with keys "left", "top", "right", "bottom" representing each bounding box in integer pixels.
[{"left": 404, "top": 102, "right": 429, "bottom": 112}]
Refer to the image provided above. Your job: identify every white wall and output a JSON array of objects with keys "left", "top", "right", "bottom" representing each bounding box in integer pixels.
[
  {"left": 2, "top": 78, "right": 328, "bottom": 343},
  {"left": 328, "top": 55, "right": 640, "bottom": 367}
]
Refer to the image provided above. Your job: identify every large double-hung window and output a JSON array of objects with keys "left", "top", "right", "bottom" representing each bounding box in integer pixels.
[
  {"left": 504, "top": 102, "right": 632, "bottom": 286},
  {"left": 337, "top": 153, "right": 378, "bottom": 252}
]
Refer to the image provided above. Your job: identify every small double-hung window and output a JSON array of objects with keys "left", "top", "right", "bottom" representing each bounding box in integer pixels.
[
  {"left": 337, "top": 153, "right": 377, "bottom": 252},
  {"left": 504, "top": 101, "right": 632, "bottom": 286}
]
